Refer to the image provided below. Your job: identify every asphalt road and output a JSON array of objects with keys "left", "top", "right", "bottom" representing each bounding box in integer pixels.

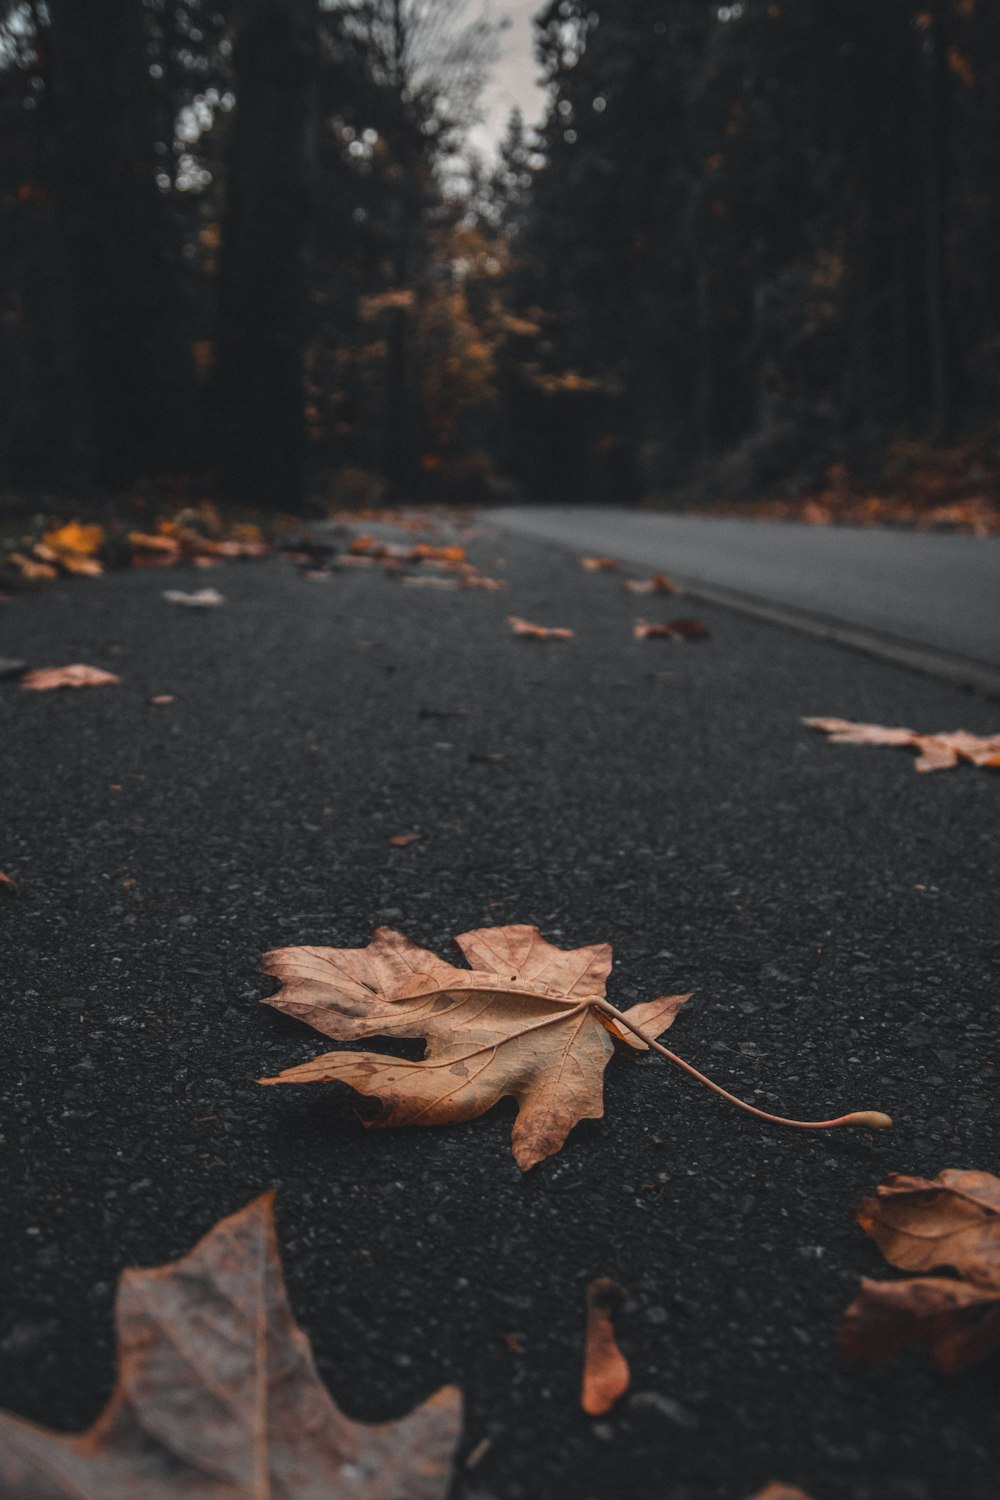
[
  {"left": 488, "top": 506, "right": 1000, "bottom": 689},
  {"left": 1, "top": 519, "right": 998, "bottom": 1500}
]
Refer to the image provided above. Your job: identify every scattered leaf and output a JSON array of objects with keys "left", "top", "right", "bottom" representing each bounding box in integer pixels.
[
  {"left": 0, "top": 1193, "right": 462, "bottom": 1498},
  {"left": 258, "top": 924, "right": 690, "bottom": 1170},
  {"left": 581, "top": 1278, "right": 630, "bottom": 1416},
  {"left": 804, "top": 717, "right": 1000, "bottom": 773},
  {"left": 460, "top": 574, "right": 506, "bottom": 590},
  {"left": 839, "top": 1169, "right": 1000, "bottom": 1372},
  {"left": 41, "top": 521, "right": 105, "bottom": 576},
  {"left": 744, "top": 1487, "right": 817, "bottom": 1500},
  {"left": 624, "top": 572, "right": 679, "bottom": 594},
  {"left": 150, "top": 694, "right": 175, "bottom": 705},
  {"left": 0, "top": 871, "right": 16, "bottom": 893},
  {"left": 162, "top": 588, "right": 226, "bottom": 607},
  {"left": 9, "top": 552, "right": 58, "bottom": 582},
  {"left": 580, "top": 556, "right": 619, "bottom": 572},
  {"left": 507, "top": 615, "right": 574, "bottom": 641},
  {"left": 21, "top": 664, "right": 120, "bottom": 691},
  {"left": 389, "top": 832, "right": 421, "bottom": 846},
  {"left": 633, "top": 617, "right": 708, "bottom": 640}
]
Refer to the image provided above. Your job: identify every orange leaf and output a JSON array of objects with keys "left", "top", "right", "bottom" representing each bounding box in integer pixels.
[
  {"left": 507, "top": 615, "right": 574, "bottom": 641},
  {"left": 21, "top": 664, "right": 120, "bottom": 691},
  {"left": 633, "top": 617, "right": 708, "bottom": 640},
  {"left": 258, "top": 924, "right": 689, "bottom": 1170},
  {"left": 389, "top": 832, "right": 421, "bottom": 846},
  {"left": 42, "top": 521, "right": 104, "bottom": 556},
  {"left": 804, "top": 717, "right": 1000, "bottom": 773},
  {"left": 579, "top": 556, "right": 619, "bottom": 572},
  {"left": 581, "top": 1278, "right": 630, "bottom": 1415},
  {"left": 0, "top": 1195, "right": 462, "bottom": 1497},
  {"left": 839, "top": 1169, "right": 1000, "bottom": 1372}
]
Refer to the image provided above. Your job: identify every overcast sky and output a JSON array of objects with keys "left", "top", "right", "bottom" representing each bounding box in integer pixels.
[{"left": 466, "top": 0, "right": 548, "bottom": 162}]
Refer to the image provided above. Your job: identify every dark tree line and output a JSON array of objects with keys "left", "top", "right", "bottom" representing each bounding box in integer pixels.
[{"left": 1, "top": 1, "right": 998, "bottom": 511}]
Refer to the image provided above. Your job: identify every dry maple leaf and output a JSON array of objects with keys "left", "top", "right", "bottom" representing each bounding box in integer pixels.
[
  {"left": 257, "top": 925, "right": 890, "bottom": 1170},
  {"left": 580, "top": 556, "right": 619, "bottom": 571},
  {"left": 581, "top": 1278, "right": 630, "bottom": 1416},
  {"left": 0, "top": 871, "right": 16, "bottom": 893},
  {"left": 0, "top": 1193, "right": 462, "bottom": 1499},
  {"left": 162, "top": 587, "right": 225, "bottom": 607},
  {"left": 633, "top": 617, "right": 708, "bottom": 640},
  {"left": 624, "top": 573, "right": 679, "bottom": 595},
  {"left": 803, "top": 717, "right": 1000, "bottom": 773},
  {"left": 839, "top": 1169, "right": 1000, "bottom": 1372},
  {"left": 9, "top": 552, "right": 58, "bottom": 582},
  {"left": 21, "top": 664, "right": 120, "bottom": 691},
  {"left": 506, "top": 615, "right": 574, "bottom": 641}
]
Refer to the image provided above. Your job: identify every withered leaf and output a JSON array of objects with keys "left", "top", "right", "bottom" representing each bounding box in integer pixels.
[
  {"left": 162, "top": 587, "right": 225, "bottom": 607},
  {"left": 388, "top": 832, "right": 421, "bottom": 846},
  {"left": 580, "top": 556, "right": 619, "bottom": 571},
  {"left": 0, "top": 871, "right": 16, "bottom": 893},
  {"left": 581, "top": 1278, "right": 630, "bottom": 1416},
  {"left": 804, "top": 717, "right": 1000, "bottom": 773},
  {"left": 633, "top": 617, "right": 708, "bottom": 640},
  {"left": 10, "top": 553, "right": 58, "bottom": 582},
  {"left": 0, "top": 1193, "right": 462, "bottom": 1498},
  {"left": 21, "top": 664, "right": 120, "bottom": 691},
  {"left": 258, "top": 924, "right": 690, "bottom": 1170},
  {"left": 839, "top": 1169, "right": 1000, "bottom": 1372},
  {"left": 624, "top": 573, "right": 679, "bottom": 595},
  {"left": 507, "top": 615, "right": 574, "bottom": 641}
]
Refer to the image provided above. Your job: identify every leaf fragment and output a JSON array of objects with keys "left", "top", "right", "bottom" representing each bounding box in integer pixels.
[
  {"left": 21, "top": 664, "right": 120, "bottom": 691},
  {"left": 839, "top": 1169, "right": 1000, "bottom": 1372},
  {"left": 579, "top": 556, "right": 619, "bottom": 571},
  {"left": 0, "top": 1193, "right": 462, "bottom": 1499},
  {"left": 507, "top": 615, "right": 574, "bottom": 641},
  {"left": 624, "top": 572, "right": 679, "bottom": 594},
  {"left": 0, "top": 871, "right": 16, "bottom": 893},
  {"left": 581, "top": 1277, "right": 630, "bottom": 1416},
  {"left": 162, "top": 588, "right": 225, "bottom": 607},
  {"left": 633, "top": 617, "right": 708, "bottom": 640},
  {"left": 804, "top": 717, "right": 1000, "bottom": 773},
  {"left": 389, "top": 832, "right": 421, "bottom": 846},
  {"left": 257, "top": 924, "right": 688, "bottom": 1170}
]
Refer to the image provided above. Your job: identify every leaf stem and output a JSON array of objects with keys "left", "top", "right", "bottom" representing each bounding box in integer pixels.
[{"left": 595, "top": 999, "right": 892, "bottom": 1133}]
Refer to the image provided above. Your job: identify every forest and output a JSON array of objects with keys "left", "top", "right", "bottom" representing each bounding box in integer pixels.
[{"left": 1, "top": 0, "right": 999, "bottom": 515}]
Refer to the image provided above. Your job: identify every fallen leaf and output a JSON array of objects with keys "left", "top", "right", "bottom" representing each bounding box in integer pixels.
[
  {"left": 258, "top": 923, "right": 691, "bottom": 1169},
  {"left": 507, "top": 615, "right": 574, "bottom": 641},
  {"left": 9, "top": 552, "right": 58, "bottom": 583},
  {"left": 624, "top": 572, "right": 679, "bottom": 594},
  {"left": 461, "top": 574, "right": 506, "bottom": 590},
  {"left": 581, "top": 1277, "right": 630, "bottom": 1416},
  {"left": 162, "top": 587, "right": 225, "bottom": 607},
  {"left": 389, "top": 832, "right": 421, "bottom": 846},
  {"left": 743, "top": 1487, "right": 816, "bottom": 1500},
  {"left": 839, "top": 1169, "right": 1000, "bottom": 1372},
  {"left": 21, "top": 664, "right": 120, "bottom": 690},
  {"left": 804, "top": 717, "right": 1000, "bottom": 773},
  {"left": 0, "top": 871, "right": 16, "bottom": 893},
  {"left": 150, "top": 694, "right": 175, "bottom": 705},
  {"left": 42, "top": 521, "right": 104, "bottom": 557},
  {"left": 0, "top": 1193, "right": 462, "bottom": 1498},
  {"left": 580, "top": 556, "right": 619, "bottom": 572},
  {"left": 633, "top": 617, "right": 708, "bottom": 640}
]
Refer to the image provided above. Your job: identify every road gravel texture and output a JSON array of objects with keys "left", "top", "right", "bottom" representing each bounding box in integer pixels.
[{"left": 1, "top": 519, "right": 998, "bottom": 1500}]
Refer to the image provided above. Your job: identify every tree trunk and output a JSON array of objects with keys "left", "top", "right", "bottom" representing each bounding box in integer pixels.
[
  {"left": 215, "top": 0, "right": 319, "bottom": 510},
  {"left": 44, "top": 0, "right": 194, "bottom": 488}
]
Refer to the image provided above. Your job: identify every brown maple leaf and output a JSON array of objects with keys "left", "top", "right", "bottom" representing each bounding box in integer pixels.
[
  {"left": 21, "top": 664, "right": 120, "bottom": 691},
  {"left": 624, "top": 572, "right": 679, "bottom": 594},
  {"left": 258, "top": 925, "right": 890, "bottom": 1170},
  {"left": 507, "top": 615, "right": 574, "bottom": 641},
  {"left": 633, "top": 617, "right": 708, "bottom": 640},
  {"left": 803, "top": 717, "right": 1000, "bottom": 773},
  {"left": 0, "top": 1193, "right": 462, "bottom": 1498},
  {"left": 839, "top": 1169, "right": 1000, "bottom": 1372},
  {"left": 581, "top": 1278, "right": 630, "bottom": 1416}
]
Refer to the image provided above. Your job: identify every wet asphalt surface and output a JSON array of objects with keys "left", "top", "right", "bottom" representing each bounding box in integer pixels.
[{"left": 0, "top": 516, "right": 998, "bottom": 1500}]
